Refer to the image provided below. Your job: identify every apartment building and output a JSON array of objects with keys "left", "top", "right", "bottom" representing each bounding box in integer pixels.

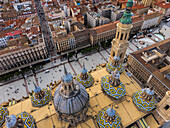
[
  {"left": 127, "top": 38, "right": 170, "bottom": 99},
  {"left": 86, "top": 12, "right": 110, "bottom": 28}
]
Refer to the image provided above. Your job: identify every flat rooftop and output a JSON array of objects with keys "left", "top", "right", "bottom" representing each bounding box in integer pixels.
[{"left": 1, "top": 68, "right": 159, "bottom": 128}]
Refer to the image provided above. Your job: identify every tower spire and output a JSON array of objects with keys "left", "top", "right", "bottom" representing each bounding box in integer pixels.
[
  {"left": 64, "top": 64, "right": 67, "bottom": 75},
  {"left": 120, "top": 0, "right": 133, "bottom": 24},
  {"left": 33, "top": 82, "right": 37, "bottom": 89}
]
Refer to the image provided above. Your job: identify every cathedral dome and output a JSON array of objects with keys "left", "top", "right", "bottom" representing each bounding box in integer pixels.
[
  {"left": 76, "top": 64, "right": 94, "bottom": 88},
  {"left": 97, "top": 106, "right": 121, "bottom": 128},
  {"left": 54, "top": 82, "right": 89, "bottom": 115},
  {"left": 101, "top": 70, "right": 126, "bottom": 99},
  {"left": 132, "top": 88, "right": 156, "bottom": 112},
  {"left": 0, "top": 106, "right": 9, "bottom": 127},
  {"left": 53, "top": 65, "right": 89, "bottom": 125}
]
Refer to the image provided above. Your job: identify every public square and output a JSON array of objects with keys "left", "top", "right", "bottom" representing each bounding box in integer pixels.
[{"left": 0, "top": 20, "right": 170, "bottom": 104}]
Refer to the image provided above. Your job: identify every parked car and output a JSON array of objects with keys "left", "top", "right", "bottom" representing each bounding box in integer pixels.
[
  {"left": 148, "top": 34, "right": 152, "bottom": 37},
  {"left": 45, "top": 70, "right": 50, "bottom": 73}
]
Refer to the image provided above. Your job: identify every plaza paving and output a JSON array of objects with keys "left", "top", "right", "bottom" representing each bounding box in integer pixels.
[{"left": 0, "top": 21, "right": 169, "bottom": 104}]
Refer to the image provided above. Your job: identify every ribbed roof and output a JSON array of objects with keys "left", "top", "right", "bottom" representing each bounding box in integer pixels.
[{"left": 54, "top": 82, "right": 89, "bottom": 115}]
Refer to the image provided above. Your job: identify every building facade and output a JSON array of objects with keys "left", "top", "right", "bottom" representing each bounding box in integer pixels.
[
  {"left": 54, "top": 33, "right": 75, "bottom": 53},
  {"left": 86, "top": 12, "right": 110, "bottom": 28},
  {"left": 0, "top": 43, "right": 48, "bottom": 76},
  {"left": 141, "top": 11, "right": 163, "bottom": 30},
  {"left": 127, "top": 38, "right": 170, "bottom": 99}
]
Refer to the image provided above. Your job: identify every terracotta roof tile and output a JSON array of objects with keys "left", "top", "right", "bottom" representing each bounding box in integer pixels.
[
  {"left": 92, "top": 21, "right": 118, "bottom": 34},
  {"left": 155, "top": 1, "right": 170, "bottom": 9}
]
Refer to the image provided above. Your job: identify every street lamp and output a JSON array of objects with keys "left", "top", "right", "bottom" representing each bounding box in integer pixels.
[
  {"left": 19, "top": 69, "right": 24, "bottom": 79},
  {"left": 30, "top": 65, "right": 35, "bottom": 75}
]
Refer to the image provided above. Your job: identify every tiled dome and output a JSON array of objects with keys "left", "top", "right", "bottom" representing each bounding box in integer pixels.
[
  {"left": 6, "top": 111, "right": 35, "bottom": 128},
  {"left": 53, "top": 65, "right": 89, "bottom": 125},
  {"left": 106, "top": 56, "right": 124, "bottom": 74},
  {"left": 132, "top": 88, "right": 156, "bottom": 112},
  {"left": 101, "top": 70, "right": 126, "bottom": 99},
  {"left": 31, "top": 89, "right": 52, "bottom": 107},
  {"left": 76, "top": 64, "right": 94, "bottom": 88},
  {"left": 31, "top": 83, "right": 52, "bottom": 107},
  {"left": 0, "top": 106, "right": 9, "bottom": 127},
  {"left": 97, "top": 106, "right": 121, "bottom": 128},
  {"left": 54, "top": 82, "right": 89, "bottom": 114}
]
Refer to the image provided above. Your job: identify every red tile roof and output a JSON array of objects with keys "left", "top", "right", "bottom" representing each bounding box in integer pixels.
[
  {"left": 5, "top": 30, "right": 22, "bottom": 36},
  {"left": 155, "top": 1, "right": 170, "bottom": 9},
  {"left": 93, "top": 21, "right": 118, "bottom": 34},
  {"left": 132, "top": 4, "right": 146, "bottom": 10}
]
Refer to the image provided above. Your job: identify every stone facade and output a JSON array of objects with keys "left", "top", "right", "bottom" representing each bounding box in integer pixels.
[
  {"left": 156, "top": 91, "right": 170, "bottom": 122},
  {"left": 0, "top": 44, "right": 48, "bottom": 76},
  {"left": 109, "top": 23, "right": 133, "bottom": 63},
  {"left": 127, "top": 39, "right": 170, "bottom": 99},
  {"left": 141, "top": 11, "right": 163, "bottom": 29}
]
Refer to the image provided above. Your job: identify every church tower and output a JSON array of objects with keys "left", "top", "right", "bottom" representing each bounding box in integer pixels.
[{"left": 109, "top": 0, "right": 133, "bottom": 64}]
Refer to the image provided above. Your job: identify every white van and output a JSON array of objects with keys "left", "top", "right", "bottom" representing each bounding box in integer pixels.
[{"left": 45, "top": 70, "right": 50, "bottom": 73}]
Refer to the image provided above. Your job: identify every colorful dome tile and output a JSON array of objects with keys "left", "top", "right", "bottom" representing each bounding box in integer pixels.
[
  {"left": 97, "top": 107, "right": 121, "bottom": 128},
  {"left": 0, "top": 106, "right": 9, "bottom": 127},
  {"left": 6, "top": 111, "right": 35, "bottom": 128},
  {"left": 76, "top": 73, "right": 94, "bottom": 88},
  {"left": 106, "top": 61, "right": 124, "bottom": 74},
  {"left": 31, "top": 88, "right": 52, "bottom": 107},
  {"left": 101, "top": 75, "right": 126, "bottom": 99},
  {"left": 132, "top": 89, "right": 156, "bottom": 112}
]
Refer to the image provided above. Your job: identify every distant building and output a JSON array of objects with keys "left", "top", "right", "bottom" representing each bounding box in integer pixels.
[
  {"left": 0, "top": 37, "right": 7, "bottom": 48},
  {"left": 89, "top": 15, "right": 143, "bottom": 46},
  {"left": 141, "top": 11, "right": 163, "bottom": 29},
  {"left": 0, "top": 37, "right": 48, "bottom": 76},
  {"left": 111, "top": 10, "right": 124, "bottom": 22},
  {"left": 5, "top": 30, "right": 22, "bottom": 40},
  {"left": 98, "top": 5, "right": 116, "bottom": 19},
  {"left": 72, "top": 29, "right": 90, "bottom": 48},
  {"left": 86, "top": 12, "right": 110, "bottom": 28},
  {"left": 71, "top": 6, "right": 81, "bottom": 17},
  {"left": 54, "top": 33, "right": 75, "bottom": 53},
  {"left": 127, "top": 38, "right": 170, "bottom": 99},
  {"left": 154, "top": 1, "right": 170, "bottom": 17},
  {"left": 141, "top": 0, "right": 152, "bottom": 7}
]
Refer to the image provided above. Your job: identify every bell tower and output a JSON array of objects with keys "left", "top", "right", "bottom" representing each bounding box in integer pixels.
[{"left": 109, "top": 0, "right": 133, "bottom": 64}]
